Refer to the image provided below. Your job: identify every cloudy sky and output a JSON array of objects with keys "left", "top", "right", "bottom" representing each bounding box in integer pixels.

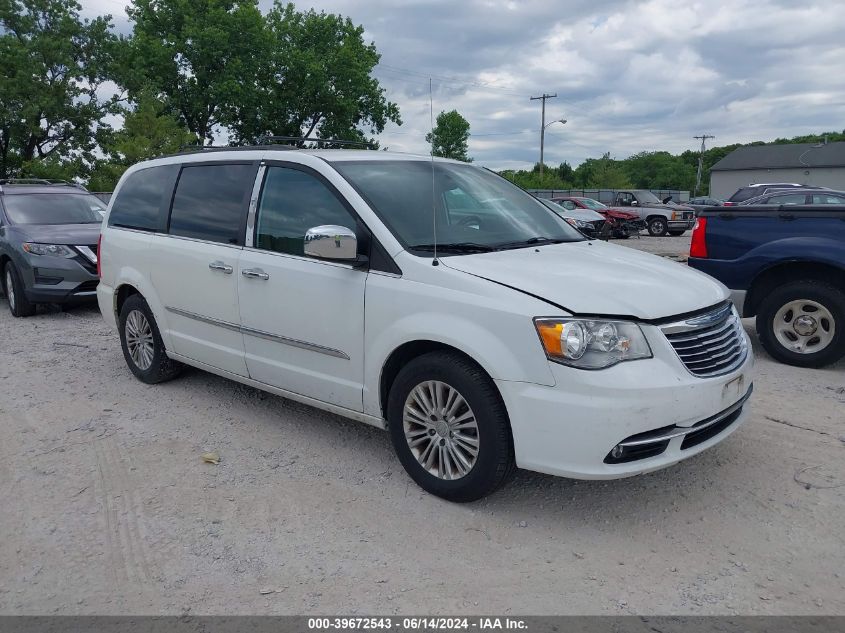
[{"left": 80, "top": 0, "right": 845, "bottom": 170}]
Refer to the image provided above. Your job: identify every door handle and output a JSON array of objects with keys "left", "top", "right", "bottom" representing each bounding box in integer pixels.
[
  {"left": 241, "top": 268, "right": 269, "bottom": 280},
  {"left": 209, "top": 261, "right": 233, "bottom": 274}
]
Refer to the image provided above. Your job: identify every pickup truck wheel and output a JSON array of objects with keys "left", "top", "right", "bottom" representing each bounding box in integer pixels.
[
  {"left": 757, "top": 281, "right": 845, "bottom": 368},
  {"left": 387, "top": 351, "right": 515, "bottom": 502},
  {"left": 647, "top": 217, "right": 668, "bottom": 236},
  {"left": 118, "top": 294, "right": 183, "bottom": 383}
]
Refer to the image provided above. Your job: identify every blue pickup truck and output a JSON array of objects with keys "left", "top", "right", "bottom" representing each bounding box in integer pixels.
[{"left": 688, "top": 205, "right": 845, "bottom": 368}]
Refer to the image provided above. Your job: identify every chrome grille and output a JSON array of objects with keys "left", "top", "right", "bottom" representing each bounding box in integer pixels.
[{"left": 661, "top": 303, "right": 748, "bottom": 377}]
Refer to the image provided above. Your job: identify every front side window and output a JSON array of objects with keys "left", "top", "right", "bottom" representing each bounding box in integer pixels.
[
  {"left": 4, "top": 193, "right": 105, "bottom": 225},
  {"left": 169, "top": 164, "right": 254, "bottom": 245},
  {"left": 255, "top": 166, "right": 357, "bottom": 257},
  {"left": 109, "top": 165, "right": 178, "bottom": 231},
  {"left": 331, "top": 160, "right": 582, "bottom": 255}
]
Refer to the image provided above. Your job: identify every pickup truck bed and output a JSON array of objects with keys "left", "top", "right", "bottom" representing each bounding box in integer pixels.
[{"left": 688, "top": 205, "right": 845, "bottom": 367}]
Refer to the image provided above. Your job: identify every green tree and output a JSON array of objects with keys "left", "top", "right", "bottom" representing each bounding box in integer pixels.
[
  {"left": 88, "top": 91, "right": 192, "bottom": 190},
  {"left": 119, "top": 0, "right": 268, "bottom": 144},
  {"left": 575, "top": 153, "right": 631, "bottom": 188},
  {"left": 426, "top": 109, "right": 471, "bottom": 162},
  {"left": 0, "top": 0, "right": 119, "bottom": 178},
  {"left": 229, "top": 2, "right": 401, "bottom": 146}
]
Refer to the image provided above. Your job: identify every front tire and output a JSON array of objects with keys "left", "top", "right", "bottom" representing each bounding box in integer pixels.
[
  {"left": 4, "top": 262, "right": 36, "bottom": 317},
  {"left": 387, "top": 351, "right": 515, "bottom": 502},
  {"left": 647, "top": 217, "right": 669, "bottom": 236},
  {"left": 118, "top": 294, "right": 183, "bottom": 383},
  {"left": 756, "top": 280, "right": 845, "bottom": 368}
]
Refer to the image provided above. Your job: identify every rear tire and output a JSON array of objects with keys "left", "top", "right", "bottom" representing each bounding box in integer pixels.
[
  {"left": 118, "top": 294, "right": 183, "bottom": 383},
  {"left": 647, "top": 217, "right": 668, "bottom": 236},
  {"left": 756, "top": 280, "right": 845, "bottom": 368},
  {"left": 4, "top": 262, "right": 36, "bottom": 317},
  {"left": 387, "top": 351, "right": 515, "bottom": 502}
]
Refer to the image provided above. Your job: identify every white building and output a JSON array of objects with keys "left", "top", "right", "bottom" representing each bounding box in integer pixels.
[{"left": 709, "top": 141, "right": 845, "bottom": 199}]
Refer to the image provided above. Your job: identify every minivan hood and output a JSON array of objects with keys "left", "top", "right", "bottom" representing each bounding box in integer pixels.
[
  {"left": 441, "top": 240, "right": 728, "bottom": 320},
  {"left": 16, "top": 223, "right": 101, "bottom": 245}
]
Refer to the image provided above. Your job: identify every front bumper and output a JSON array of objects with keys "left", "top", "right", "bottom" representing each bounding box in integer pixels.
[
  {"left": 496, "top": 326, "right": 754, "bottom": 479},
  {"left": 21, "top": 256, "right": 99, "bottom": 304},
  {"left": 667, "top": 219, "right": 695, "bottom": 231}
]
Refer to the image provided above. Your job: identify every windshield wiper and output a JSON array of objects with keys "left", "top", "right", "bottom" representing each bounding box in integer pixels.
[
  {"left": 495, "top": 237, "right": 574, "bottom": 249},
  {"left": 410, "top": 242, "right": 497, "bottom": 253}
]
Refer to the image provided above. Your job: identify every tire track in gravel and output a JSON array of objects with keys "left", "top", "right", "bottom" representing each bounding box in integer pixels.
[{"left": 94, "top": 435, "right": 154, "bottom": 588}]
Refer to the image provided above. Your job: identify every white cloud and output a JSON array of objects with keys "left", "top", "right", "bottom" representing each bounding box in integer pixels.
[{"left": 78, "top": 0, "right": 845, "bottom": 169}]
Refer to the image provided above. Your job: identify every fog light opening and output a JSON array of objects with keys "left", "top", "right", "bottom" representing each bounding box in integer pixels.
[{"left": 611, "top": 445, "right": 624, "bottom": 459}]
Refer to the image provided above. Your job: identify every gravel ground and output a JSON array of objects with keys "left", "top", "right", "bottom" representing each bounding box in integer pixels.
[{"left": 1, "top": 235, "right": 843, "bottom": 615}]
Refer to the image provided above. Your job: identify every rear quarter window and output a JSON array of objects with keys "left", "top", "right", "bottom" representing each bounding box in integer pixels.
[
  {"left": 108, "top": 165, "right": 179, "bottom": 231},
  {"left": 168, "top": 163, "right": 256, "bottom": 245}
]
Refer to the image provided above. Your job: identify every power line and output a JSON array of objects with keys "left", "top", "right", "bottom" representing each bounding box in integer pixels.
[{"left": 693, "top": 133, "right": 715, "bottom": 196}]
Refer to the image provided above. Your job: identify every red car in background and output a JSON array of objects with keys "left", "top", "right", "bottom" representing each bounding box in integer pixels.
[{"left": 551, "top": 196, "right": 646, "bottom": 238}]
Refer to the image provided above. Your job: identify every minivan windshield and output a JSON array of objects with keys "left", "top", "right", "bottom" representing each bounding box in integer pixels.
[
  {"left": 3, "top": 193, "right": 105, "bottom": 225},
  {"left": 331, "top": 160, "right": 584, "bottom": 254}
]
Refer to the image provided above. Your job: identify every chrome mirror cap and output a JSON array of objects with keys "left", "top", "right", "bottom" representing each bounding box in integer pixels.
[{"left": 304, "top": 225, "right": 357, "bottom": 261}]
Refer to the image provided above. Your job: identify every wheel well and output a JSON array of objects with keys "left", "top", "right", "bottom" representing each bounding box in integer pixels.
[
  {"left": 379, "top": 340, "right": 494, "bottom": 421},
  {"left": 646, "top": 215, "right": 666, "bottom": 223},
  {"left": 115, "top": 284, "right": 141, "bottom": 316},
  {"left": 745, "top": 261, "right": 845, "bottom": 317}
]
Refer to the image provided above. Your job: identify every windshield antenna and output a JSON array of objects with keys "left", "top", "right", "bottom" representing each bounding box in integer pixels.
[{"left": 429, "top": 77, "right": 438, "bottom": 266}]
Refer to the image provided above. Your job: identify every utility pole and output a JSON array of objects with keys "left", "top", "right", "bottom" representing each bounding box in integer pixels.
[
  {"left": 531, "top": 93, "right": 557, "bottom": 179},
  {"left": 693, "top": 134, "right": 715, "bottom": 196}
]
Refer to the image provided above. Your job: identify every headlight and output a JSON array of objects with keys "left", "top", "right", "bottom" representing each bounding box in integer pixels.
[
  {"left": 564, "top": 218, "right": 590, "bottom": 229},
  {"left": 534, "top": 318, "right": 652, "bottom": 369},
  {"left": 22, "top": 243, "right": 77, "bottom": 258}
]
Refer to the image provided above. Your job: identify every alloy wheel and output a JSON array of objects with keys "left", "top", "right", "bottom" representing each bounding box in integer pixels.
[
  {"left": 402, "top": 380, "right": 480, "bottom": 480},
  {"left": 125, "top": 309, "right": 155, "bottom": 370},
  {"left": 773, "top": 299, "right": 835, "bottom": 354}
]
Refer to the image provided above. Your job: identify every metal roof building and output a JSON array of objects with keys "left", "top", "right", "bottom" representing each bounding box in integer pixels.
[{"left": 709, "top": 141, "right": 845, "bottom": 199}]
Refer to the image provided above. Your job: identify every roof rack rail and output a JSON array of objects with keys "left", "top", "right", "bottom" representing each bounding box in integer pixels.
[
  {"left": 258, "top": 135, "right": 376, "bottom": 149},
  {"left": 0, "top": 178, "right": 53, "bottom": 185},
  {"left": 0, "top": 178, "right": 88, "bottom": 191},
  {"left": 177, "top": 143, "right": 236, "bottom": 152}
]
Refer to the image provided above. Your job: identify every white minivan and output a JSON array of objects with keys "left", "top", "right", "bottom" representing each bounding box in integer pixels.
[{"left": 97, "top": 148, "right": 753, "bottom": 501}]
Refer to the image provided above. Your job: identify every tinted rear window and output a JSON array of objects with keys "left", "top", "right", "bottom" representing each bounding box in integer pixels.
[
  {"left": 729, "top": 187, "right": 759, "bottom": 202},
  {"left": 109, "top": 165, "right": 179, "bottom": 231},
  {"left": 168, "top": 164, "right": 255, "bottom": 245},
  {"left": 3, "top": 193, "right": 104, "bottom": 225}
]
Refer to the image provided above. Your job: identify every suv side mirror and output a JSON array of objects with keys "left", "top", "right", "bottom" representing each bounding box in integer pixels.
[
  {"left": 630, "top": 199, "right": 638, "bottom": 206},
  {"left": 304, "top": 225, "right": 358, "bottom": 261}
]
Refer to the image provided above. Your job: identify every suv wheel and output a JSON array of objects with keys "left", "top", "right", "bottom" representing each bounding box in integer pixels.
[
  {"left": 4, "top": 262, "right": 36, "bottom": 317},
  {"left": 118, "top": 294, "right": 183, "bottom": 383},
  {"left": 647, "top": 217, "right": 668, "bottom": 236},
  {"left": 387, "top": 351, "right": 515, "bottom": 502},
  {"left": 756, "top": 280, "right": 845, "bottom": 368}
]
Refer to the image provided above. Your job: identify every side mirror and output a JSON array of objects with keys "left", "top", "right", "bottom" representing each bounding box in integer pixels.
[
  {"left": 630, "top": 199, "right": 638, "bottom": 206},
  {"left": 304, "top": 225, "right": 358, "bottom": 261}
]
